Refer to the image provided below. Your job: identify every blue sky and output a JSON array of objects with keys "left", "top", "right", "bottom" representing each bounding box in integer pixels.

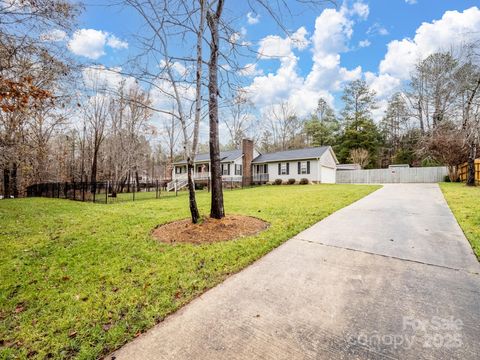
[
  {"left": 67, "top": 0, "right": 480, "bottom": 125},
  {"left": 76, "top": 0, "right": 479, "bottom": 69}
]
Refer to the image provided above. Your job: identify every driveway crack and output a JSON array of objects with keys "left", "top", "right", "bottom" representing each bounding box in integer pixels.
[{"left": 293, "top": 237, "right": 480, "bottom": 276}]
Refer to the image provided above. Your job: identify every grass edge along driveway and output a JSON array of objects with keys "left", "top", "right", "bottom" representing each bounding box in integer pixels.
[
  {"left": 440, "top": 182, "right": 480, "bottom": 260},
  {"left": 0, "top": 184, "right": 379, "bottom": 359}
]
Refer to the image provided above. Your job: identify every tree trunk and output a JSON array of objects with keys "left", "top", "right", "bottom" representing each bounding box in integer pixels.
[
  {"left": 447, "top": 165, "right": 458, "bottom": 183},
  {"left": 183, "top": 0, "right": 204, "bottom": 225},
  {"left": 467, "top": 142, "right": 477, "bottom": 186},
  {"left": 3, "top": 167, "right": 10, "bottom": 198},
  {"left": 135, "top": 170, "right": 140, "bottom": 192},
  {"left": 11, "top": 162, "right": 18, "bottom": 198},
  {"left": 91, "top": 149, "right": 98, "bottom": 194},
  {"left": 207, "top": 0, "right": 225, "bottom": 219},
  {"left": 187, "top": 158, "right": 200, "bottom": 223}
]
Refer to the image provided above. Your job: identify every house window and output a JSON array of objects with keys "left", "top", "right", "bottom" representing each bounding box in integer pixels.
[
  {"left": 255, "top": 164, "right": 268, "bottom": 174},
  {"left": 235, "top": 164, "right": 242, "bottom": 175},
  {"left": 279, "top": 162, "right": 289, "bottom": 175},
  {"left": 301, "top": 161, "right": 307, "bottom": 174},
  {"left": 298, "top": 161, "right": 310, "bottom": 175},
  {"left": 221, "top": 163, "right": 230, "bottom": 175}
]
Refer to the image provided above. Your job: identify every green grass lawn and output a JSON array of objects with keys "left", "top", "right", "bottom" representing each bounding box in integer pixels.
[
  {"left": 440, "top": 183, "right": 480, "bottom": 260},
  {"left": 0, "top": 184, "right": 379, "bottom": 359}
]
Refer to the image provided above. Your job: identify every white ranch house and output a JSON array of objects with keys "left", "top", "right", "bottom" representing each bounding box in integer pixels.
[
  {"left": 170, "top": 139, "right": 338, "bottom": 190},
  {"left": 251, "top": 147, "right": 338, "bottom": 184}
]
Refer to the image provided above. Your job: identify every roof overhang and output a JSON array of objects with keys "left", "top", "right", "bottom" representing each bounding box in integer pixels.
[
  {"left": 173, "top": 155, "right": 242, "bottom": 166},
  {"left": 252, "top": 156, "right": 320, "bottom": 164}
]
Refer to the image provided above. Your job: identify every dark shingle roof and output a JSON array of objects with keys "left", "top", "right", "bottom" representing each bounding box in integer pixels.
[
  {"left": 252, "top": 146, "right": 330, "bottom": 163},
  {"left": 174, "top": 149, "right": 242, "bottom": 164}
]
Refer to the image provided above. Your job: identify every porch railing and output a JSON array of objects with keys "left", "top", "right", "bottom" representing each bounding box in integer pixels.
[{"left": 253, "top": 173, "right": 269, "bottom": 182}]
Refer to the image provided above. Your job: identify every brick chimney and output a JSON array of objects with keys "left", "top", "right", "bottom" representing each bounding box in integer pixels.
[{"left": 242, "top": 138, "right": 254, "bottom": 186}]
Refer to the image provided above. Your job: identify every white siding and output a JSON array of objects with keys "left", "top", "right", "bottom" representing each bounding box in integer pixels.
[
  {"left": 266, "top": 160, "right": 320, "bottom": 183},
  {"left": 319, "top": 149, "right": 337, "bottom": 183},
  {"left": 320, "top": 167, "right": 336, "bottom": 183},
  {"left": 232, "top": 157, "right": 244, "bottom": 176},
  {"left": 320, "top": 149, "right": 337, "bottom": 169}
]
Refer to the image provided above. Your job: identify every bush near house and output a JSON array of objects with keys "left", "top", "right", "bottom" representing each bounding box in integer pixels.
[
  {"left": 287, "top": 178, "right": 296, "bottom": 185},
  {"left": 273, "top": 179, "right": 282, "bottom": 185},
  {"left": 299, "top": 178, "right": 309, "bottom": 185}
]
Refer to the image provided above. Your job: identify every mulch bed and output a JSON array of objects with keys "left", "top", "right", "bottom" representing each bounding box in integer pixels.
[{"left": 152, "top": 215, "right": 269, "bottom": 244}]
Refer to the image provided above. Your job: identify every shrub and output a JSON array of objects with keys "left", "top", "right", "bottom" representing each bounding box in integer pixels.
[
  {"left": 444, "top": 175, "right": 451, "bottom": 183},
  {"left": 299, "top": 178, "right": 309, "bottom": 185},
  {"left": 288, "top": 178, "right": 296, "bottom": 185},
  {"left": 273, "top": 179, "right": 282, "bottom": 185},
  {"left": 195, "top": 183, "right": 205, "bottom": 190}
]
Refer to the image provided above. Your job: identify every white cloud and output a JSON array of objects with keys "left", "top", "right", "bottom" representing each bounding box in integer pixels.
[
  {"left": 247, "top": 12, "right": 260, "bottom": 25},
  {"left": 367, "top": 22, "right": 389, "bottom": 36},
  {"left": 106, "top": 34, "right": 128, "bottom": 50},
  {"left": 405, "top": 0, "right": 417, "bottom": 4},
  {"left": 68, "top": 29, "right": 128, "bottom": 59},
  {"left": 351, "top": 1, "right": 369, "bottom": 20},
  {"left": 365, "top": 72, "right": 401, "bottom": 98},
  {"left": 258, "top": 27, "right": 309, "bottom": 59},
  {"left": 40, "top": 29, "right": 67, "bottom": 42},
  {"left": 358, "top": 39, "right": 371, "bottom": 48},
  {"left": 69, "top": 29, "right": 108, "bottom": 59},
  {"left": 364, "top": 6, "right": 480, "bottom": 120},
  {"left": 379, "top": 6, "right": 480, "bottom": 80},
  {"left": 238, "top": 63, "right": 264, "bottom": 77},
  {"left": 291, "top": 27, "right": 310, "bottom": 50},
  {"left": 82, "top": 65, "right": 136, "bottom": 90},
  {"left": 159, "top": 59, "right": 188, "bottom": 77},
  {"left": 245, "top": 4, "right": 363, "bottom": 117},
  {"left": 229, "top": 26, "right": 251, "bottom": 46},
  {"left": 244, "top": 5, "right": 480, "bottom": 122}
]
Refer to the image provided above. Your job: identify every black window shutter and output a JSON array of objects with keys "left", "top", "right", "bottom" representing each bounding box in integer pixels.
[
  {"left": 298, "top": 162, "right": 301, "bottom": 174},
  {"left": 278, "top": 163, "right": 281, "bottom": 174},
  {"left": 228, "top": 163, "right": 231, "bottom": 175},
  {"left": 286, "top": 163, "right": 290, "bottom": 175},
  {"left": 307, "top": 161, "right": 310, "bottom": 174},
  {"left": 264, "top": 164, "right": 268, "bottom": 173}
]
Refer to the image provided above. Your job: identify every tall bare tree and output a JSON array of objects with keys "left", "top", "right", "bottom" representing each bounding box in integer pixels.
[
  {"left": 459, "top": 61, "right": 480, "bottom": 186},
  {"left": 263, "top": 101, "right": 302, "bottom": 151},
  {"left": 82, "top": 82, "right": 110, "bottom": 188},
  {"left": 207, "top": 0, "right": 225, "bottom": 219},
  {"left": 223, "top": 91, "right": 257, "bottom": 149},
  {"left": 124, "top": 0, "right": 206, "bottom": 222}
]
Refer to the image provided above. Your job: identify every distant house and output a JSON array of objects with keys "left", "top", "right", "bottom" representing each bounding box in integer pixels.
[{"left": 170, "top": 140, "right": 338, "bottom": 190}]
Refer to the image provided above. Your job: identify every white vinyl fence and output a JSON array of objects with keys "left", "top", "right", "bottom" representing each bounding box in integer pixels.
[{"left": 336, "top": 166, "right": 448, "bottom": 184}]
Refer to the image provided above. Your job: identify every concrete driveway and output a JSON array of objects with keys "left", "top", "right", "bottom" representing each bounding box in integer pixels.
[{"left": 110, "top": 184, "right": 480, "bottom": 360}]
